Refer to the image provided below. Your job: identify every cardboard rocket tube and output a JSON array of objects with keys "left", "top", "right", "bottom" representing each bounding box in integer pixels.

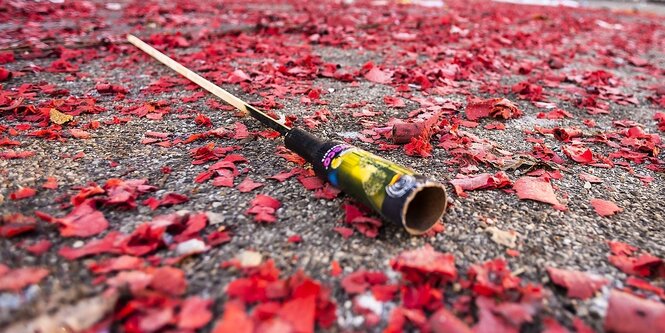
[{"left": 285, "top": 128, "right": 447, "bottom": 235}]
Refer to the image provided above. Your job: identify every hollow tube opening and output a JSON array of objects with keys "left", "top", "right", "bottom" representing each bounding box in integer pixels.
[{"left": 402, "top": 184, "right": 447, "bottom": 235}]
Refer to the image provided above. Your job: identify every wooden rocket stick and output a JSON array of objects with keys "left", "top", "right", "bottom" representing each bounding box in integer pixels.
[{"left": 126, "top": 34, "right": 290, "bottom": 134}]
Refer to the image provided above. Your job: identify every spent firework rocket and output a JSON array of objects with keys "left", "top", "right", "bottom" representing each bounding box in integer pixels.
[{"left": 127, "top": 34, "right": 447, "bottom": 235}]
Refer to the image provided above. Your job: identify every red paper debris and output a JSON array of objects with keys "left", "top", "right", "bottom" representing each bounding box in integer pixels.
[
  {"left": 384, "top": 95, "right": 406, "bottom": 108},
  {"left": 562, "top": 145, "right": 594, "bottom": 164},
  {"left": 42, "top": 176, "right": 59, "bottom": 189},
  {"left": 465, "top": 97, "right": 522, "bottom": 121},
  {"left": 341, "top": 270, "right": 388, "bottom": 295},
  {"left": 343, "top": 203, "right": 382, "bottom": 238},
  {"left": 36, "top": 199, "right": 109, "bottom": 237},
  {"left": 178, "top": 296, "right": 213, "bottom": 330},
  {"left": 333, "top": 226, "right": 354, "bottom": 239},
  {"left": 546, "top": 267, "right": 608, "bottom": 299},
  {"left": 0, "top": 266, "right": 49, "bottom": 292},
  {"left": 24, "top": 239, "right": 52, "bottom": 256},
  {"left": 579, "top": 173, "right": 602, "bottom": 183},
  {"left": 236, "top": 177, "right": 264, "bottom": 192},
  {"left": 58, "top": 231, "right": 124, "bottom": 260},
  {"left": 212, "top": 301, "right": 254, "bottom": 333},
  {"left": 88, "top": 255, "right": 145, "bottom": 274},
  {"left": 604, "top": 290, "right": 665, "bottom": 333},
  {"left": 404, "top": 135, "right": 432, "bottom": 158},
  {"left": 143, "top": 192, "right": 189, "bottom": 210},
  {"left": 513, "top": 176, "right": 561, "bottom": 206},
  {"left": 9, "top": 187, "right": 36, "bottom": 200},
  {"left": 0, "top": 67, "right": 11, "bottom": 81},
  {"left": 450, "top": 172, "right": 511, "bottom": 197},
  {"left": 468, "top": 259, "right": 522, "bottom": 298},
  {"left": 364, "top": 67, "right": 392, "bottom": 84},
  {"left": 590, "top": 198, "right": 623, "bottom": 217},
  {"left": 391, "top": 245, "right": 457, "bottom": 284},
  {"left": 149, "top": 266, "right": 187, "bottom": 296},
  {"left": 218, "top": 259, "right": 336, "bottom": 331},
  {"left": 0, "top": 213, "right": 37, "bottom": 238},
  {"left": 429, "top": 307, "right": 473, "bottom": 333},
  {"left": 246, "top": 194, "right": 281, "bottom": 223}
]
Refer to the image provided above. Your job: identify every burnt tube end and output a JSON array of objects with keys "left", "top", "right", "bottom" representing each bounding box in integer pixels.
[{"left": 401, "top": 182, "right": 448, "bottom": 235}]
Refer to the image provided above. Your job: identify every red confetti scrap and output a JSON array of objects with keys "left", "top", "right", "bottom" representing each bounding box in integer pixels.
[
  {"left": 211, "top": 301, "right": 254, "bottom": 333},
  {"left": 0, "top": 52, "right": 14, "bottom": 64},
  {"left": 344, "top": 203, "right": 382, "bottom": 238},
  {"left": 429, "top": 307, "right": 473, "bottom": 333},
  {"left": 0, "top": 265, "right": 49, "bottom": 292},
  {"left": 384, "top": 95, "right": 406, "bottom": 108},
  {"left": 450, "top": 172, "right": 511, "bottom": 197},
  {"left": 287, "top": 235, "right": 302, "bottom": 243},
  {"left": 607, "top": 243, "right": 663, "bottom": 278},
  {"left": 87, "top": 255, "right": 145, "bottom": 274},
  {"left": 9, "top": 187, "right": 36, "bottom": 200},
  {"left": 562, "top": 145, "right": 594, "bottom": 164},
  {"left": 546, "top": 267, "right": 608, "bottom": 299},
  {"left": 625, "top": 277, "right": 665, "bottom": 300},
  {"left": 314, "top": 183, "right": 341, "bottom": 200},
  {"left": 95, "top": 83, "right": 128, "bottom": 95},
  {"left": 229, "top": 69, "right": 251, "bottom": 83},
  {"left": 143, "top": 192, "right": 189, "bottom": 210},
  {"left": 236, "top": 177, "right": 264, "bottom": 193},
  {"left": 36, "top": 199, "right": 109, "bottom": 237},
  {"left": 246, "top": 194, "right": 281, "bottom": 223},
  {"left": 333, "top": 226, "right": 354, "bottom": 239},
  {"left": 0, "top": 67, "right": 11, "bottom": 81},
  {"left": 42, "top": 176, "right": 59, "bottom": 189},
  {"left": 552, "top": 127, "right": 582, "bottom": 142},
  {"left": 655, "top": 112, "right": 665, "bottom": 132},
  {"left": 465, "top": 97, "right": 522, "bottom": 121},
  {"left": 537, "top": 109, "right": 573, "bottom": 120},
  {"left": 604, "top": 290, "right": 665, "bottom": 333},
  {"left": 513, "top": 176, "right": 561, "bottom": 206},
  {"left": 58, "top": 231, "right": 125, "bottom": 260},
  {"left": 23, "top": 239, "right": 52, "bottom": 256},
  {"left": 0, "top": 137, "right": 20, "bottom": 146},
  {"left": 364, "top": 67, "right": 392, "bottom": 84},
  {"left": 608, "top": 240, "right": 637, "bottom": 256},
  {"left": 194, "top": 113, "right": 213, "bottom": 127},
  {"left": 298, "top": 175, "right": 324, "bottom": 190},
  {"left": 590, "top": 198, "right": 623, "bottom": 217},
  {"left": 391, "top": 245, "right": 457, "bottom": 284},
  {"left": 609, "top": 241, "right": 664, "bottom": 278},
  {"left": 178, "top": 296, "right": 213, "bottom": 330},
  {"left": 219, "top": 259, "right": 336, "bottom": 331},
  {"left": 468, "top": 259, "right": 522, "bottom": 299},
  {"left": 0, "top": 213, "right": 36, "bottom": 238},
  {"left": 70, "top": 184, "right": 105, "bottom": 206},
  {"left": 276, "top": 146, "right": 306, "bottom": 166},
  {"left": 473, "top": 296, "right": 535, "bottom": 333},
  {"left": 579, "top": 173, "right": 602, "bottom": 183},
  {"left": 404, "top": 135, "right": 432, "bottom": 158},
  {"left": 512, "top": 81, "right": 543, "bottom": 101},
  {"left": 104, "top": 178, "right": 157, "bottom": 209},
  {"left": 331, "top": 261, "right": 342, "bottom": 277},
  {"left": 207, "top": 230, "right": 232, "bottom": 247},
  {"left": 341, "top": 270, "right": 388, "bottom": 295},
  {"left": 149, "top": 266, "right": 187, "bottom": 296},
  {"left": 0, "top": 150, "right": 35, "bottom": 159}
]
